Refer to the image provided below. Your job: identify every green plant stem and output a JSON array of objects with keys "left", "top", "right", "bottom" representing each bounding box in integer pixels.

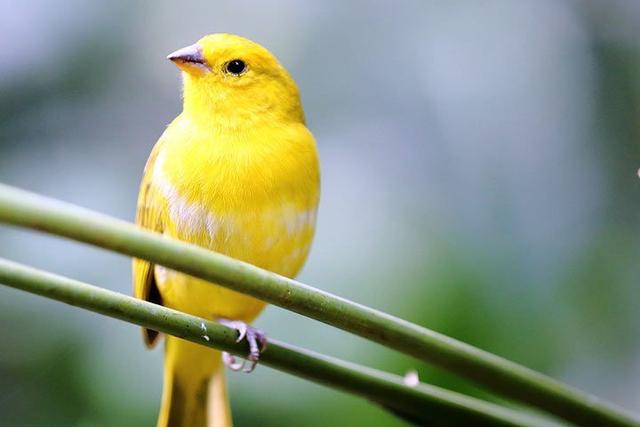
[
  {"left": 0, "top": 257, "right": 549, "bottom": 427},
  {"left": 0, "top": 183, "right": 637, "bottom": 427}
]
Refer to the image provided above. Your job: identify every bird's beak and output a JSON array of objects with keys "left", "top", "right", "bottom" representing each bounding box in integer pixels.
[{"left": 167, "top": 43, "right": 209, "bottom": 74}]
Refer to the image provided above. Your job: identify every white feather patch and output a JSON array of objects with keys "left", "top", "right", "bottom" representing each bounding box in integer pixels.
[
  {"left": 154, "top": 264, "right": 169, "bottom": 285},
  {"left": 152, "top": 151, "right": 220, "bottom": 238},
  {"left": 152, "top": 150, "right": 317, "bottom": 257}
]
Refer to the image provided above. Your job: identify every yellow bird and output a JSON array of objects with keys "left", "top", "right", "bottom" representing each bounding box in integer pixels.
[{"left": 132, "top": 34, "right": 320, "bottom": 427}]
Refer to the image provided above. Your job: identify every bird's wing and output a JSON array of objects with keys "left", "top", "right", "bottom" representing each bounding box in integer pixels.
[{"left": 133, "top": 139, "right": 166, "bottom": 347}]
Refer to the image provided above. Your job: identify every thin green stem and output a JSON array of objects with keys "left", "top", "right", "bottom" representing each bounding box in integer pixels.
[
  {"left": 0, "top": 183, "right": 637, "bottom": 426},
  {"left": 0, "top": 257, "right": 548, "bottom": 427}
]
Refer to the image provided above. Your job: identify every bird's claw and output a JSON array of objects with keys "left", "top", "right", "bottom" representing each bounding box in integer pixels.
[
  {"left": 221, "top": 351, "right": 245, "bottom": 371},
  {"left": 219, "top": 319, "right": 268, "bottom": 373},
  {"left": 218, "top": 319, "right": 248, "bottom": 343}
]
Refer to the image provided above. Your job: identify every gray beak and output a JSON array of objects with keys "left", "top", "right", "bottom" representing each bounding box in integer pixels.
[{"left": 167, "top": 43, "right": 205, "bottom": 66}]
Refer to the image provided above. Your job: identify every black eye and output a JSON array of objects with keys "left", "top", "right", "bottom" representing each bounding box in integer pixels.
[{"left": 225, "top": 59, "right": 246, "bottom": 75}]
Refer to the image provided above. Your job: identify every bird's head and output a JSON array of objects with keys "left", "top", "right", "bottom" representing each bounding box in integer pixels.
[{"left": 167, "top": 34, "right": 304, "bottom": 127}]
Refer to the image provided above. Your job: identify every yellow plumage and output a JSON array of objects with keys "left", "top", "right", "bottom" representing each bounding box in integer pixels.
[{"left": 132, "top": 34, "right": 320, "bottom": 427}]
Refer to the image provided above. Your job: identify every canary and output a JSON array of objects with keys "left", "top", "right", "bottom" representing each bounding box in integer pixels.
[{"left": 132, "top": 34, "right": 320, "bottom": 427}]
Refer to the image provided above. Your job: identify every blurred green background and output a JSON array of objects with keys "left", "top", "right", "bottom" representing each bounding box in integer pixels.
[{"left": 1, "top": 1, "right": 640, "bottom": 426}]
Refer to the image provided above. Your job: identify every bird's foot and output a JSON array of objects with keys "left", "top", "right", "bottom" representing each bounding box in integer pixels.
[{"left": 219, "top": 319, "right": 267, "bottom": 373}]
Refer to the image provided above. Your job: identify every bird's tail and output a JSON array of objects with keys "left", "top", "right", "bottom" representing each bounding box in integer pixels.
[{"left": 157, "top": 336, "right": 232, "bottom": 427}]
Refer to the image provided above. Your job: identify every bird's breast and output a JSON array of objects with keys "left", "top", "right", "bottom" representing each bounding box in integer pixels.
[{"left": 150, "top": 135, "right": 319, "bottom": 278}]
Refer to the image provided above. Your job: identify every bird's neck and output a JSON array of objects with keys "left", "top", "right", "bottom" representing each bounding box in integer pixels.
[{"left": 181, "top": 74, "right": 305, "bottom": 131}]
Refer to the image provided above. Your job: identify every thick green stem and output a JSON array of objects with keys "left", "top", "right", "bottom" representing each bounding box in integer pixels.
[
  {"left": 0, "top": 183, "right": 637, "bottom": 426},
  {"left": 0, "top": 257, "right": 548, "bottom": 427}
]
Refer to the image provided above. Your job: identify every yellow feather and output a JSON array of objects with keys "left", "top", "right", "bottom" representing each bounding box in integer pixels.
[{"left": 132, "top": 34, "right": 320, "bottom": 427}]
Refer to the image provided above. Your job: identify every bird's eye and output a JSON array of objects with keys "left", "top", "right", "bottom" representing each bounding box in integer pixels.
[{"left": 225, "top": 59, "right": 246, "bottom": 75}]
